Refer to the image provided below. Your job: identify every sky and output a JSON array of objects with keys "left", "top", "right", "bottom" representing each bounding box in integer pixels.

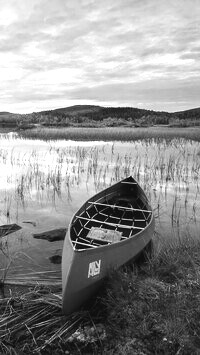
[{"left": 0, "top": 0, "right": 200, "bottom": 113}]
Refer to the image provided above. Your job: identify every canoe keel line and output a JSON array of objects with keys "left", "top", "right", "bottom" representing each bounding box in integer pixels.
[{"left": 62, "top": 176, "right": 155, "bottom": 314}]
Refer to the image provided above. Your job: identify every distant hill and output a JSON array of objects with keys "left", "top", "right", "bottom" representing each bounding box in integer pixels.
[
  {"left": 41, "top": 105, "right": 101, "bottom": 115},
  {"left": 40, "top": 105, "right": 200, "bottom": 124},
  {"left": 41, "top": 105, "right": 164, "bottom": 116},
  {"left": 174, "top": 107, "right": 200, "bottom": 119},
  {"left": 0, "top": 111, "right": 11, "bottom": 115},
  {"left": 38, "top": 105, "right": 171, "bottom": 123}
]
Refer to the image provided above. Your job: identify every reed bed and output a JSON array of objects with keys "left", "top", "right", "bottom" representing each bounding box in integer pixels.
[
  {"left": 18, "top": 126, "right": 200, "bottom": 142},
  {"left": 0, "top": 136, "right": 199, "bottom": 237}
]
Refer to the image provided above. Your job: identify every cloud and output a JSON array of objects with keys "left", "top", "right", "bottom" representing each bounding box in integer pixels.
[
  {"left": 67, "top": 77, "right": 200, "bottom": 102},
  {"left": 0, "top": 0, "right": 199, "bottom": 112}
]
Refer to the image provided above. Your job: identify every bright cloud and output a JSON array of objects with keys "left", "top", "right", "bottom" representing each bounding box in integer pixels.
[{"left": 0, "top": 0, "right": 199, "bottom": 113}]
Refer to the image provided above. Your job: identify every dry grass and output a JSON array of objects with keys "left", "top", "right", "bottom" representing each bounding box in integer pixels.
[
  {"left": 0, "top": 286, "right": 87, "bottom": 354},
  {"left": 1, "top": 235, "right": 200, "bottom": 354}
]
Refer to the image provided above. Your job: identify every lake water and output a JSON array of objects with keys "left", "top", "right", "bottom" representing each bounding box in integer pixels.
[{"left": 0, "top": 132, "right": 200, "bottom": 285}]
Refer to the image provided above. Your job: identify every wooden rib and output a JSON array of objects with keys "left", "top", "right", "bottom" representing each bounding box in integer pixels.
[
  {"left": 73, "top": 226, "right": 78, "bottom": 237},
  {"left": 82, "top": 210, "right": 100, "bottom": 230},
  {"left": 116, "top": 208, "right": 126, "bottom": 230},
  {"left": 86, "top": 210, "right": 91, "bottom": 218},
  {"left": 98, "top": 213, "right": 146, "bottom": 224},
  {"left": 88, "top": 201, "right": 152, "bottom": 213},
  {"left": 138, "top": 200, "right": 149, "bottom": 226},
  {"left": 77, "top": 228, "right": 84, "bottom": 236},
  {"left": 79, "top": 236, "right": 91, "bottom": 243},
  {"left": 76, "top": 215, "right": 144, "bottom": 230},
  {"left": 99, "top": 206, "right": 114, "bottom": 228},
  {"left": 99, "top": 211, "right": 110, "bottom": 218},
  {"left": 72, "top": 240, "right": 98, "bottom": 248},
  {"left": 99, "top": 213, "right": 122, "bottom": 221}
]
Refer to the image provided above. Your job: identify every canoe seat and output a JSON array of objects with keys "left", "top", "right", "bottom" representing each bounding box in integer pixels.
[{"left": 87, "top": 227, "right": 122, "bottom": 243}]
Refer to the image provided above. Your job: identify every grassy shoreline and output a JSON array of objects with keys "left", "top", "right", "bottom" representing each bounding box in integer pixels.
[
  {"left": 16, "top": 126, "right": 200, "bottom": 142},
  {"left": 1, "top": 235, "right": 200, "bottom": 354}
]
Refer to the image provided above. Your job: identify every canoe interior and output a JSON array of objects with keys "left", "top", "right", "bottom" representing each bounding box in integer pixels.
[{"left": 70, "top": 177, "right": 153, "bottom": 251}]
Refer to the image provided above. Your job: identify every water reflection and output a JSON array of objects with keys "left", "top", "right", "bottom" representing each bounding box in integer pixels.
[{"left": 0, "top": 133, "right": 200, "bottom": 285}]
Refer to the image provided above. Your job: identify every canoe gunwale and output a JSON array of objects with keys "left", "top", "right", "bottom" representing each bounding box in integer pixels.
[
  {"left": 67, "top": 176, "right": 154, "bottom": 252},
  {"left": 72, "top": 210, "right": 154, "bottom": 254}
]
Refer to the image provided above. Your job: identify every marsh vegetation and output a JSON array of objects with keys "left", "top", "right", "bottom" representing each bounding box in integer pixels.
[
  {"left": 19, "top": 125, "right": 200, "bottom": 142},
  {"left": 0, "top": 129, "right": 200, "bottom": 353}
]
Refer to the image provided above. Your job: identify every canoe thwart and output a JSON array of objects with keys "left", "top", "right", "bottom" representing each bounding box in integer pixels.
[
  {"left": 88, "top": 201, "right": 152, "bottom": 213},
  {"left": 75, "top": 215, "right": 144, "bottom": 230}
]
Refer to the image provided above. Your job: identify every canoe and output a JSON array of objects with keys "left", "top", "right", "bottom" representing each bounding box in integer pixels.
[{"left": 62, "top": 176, "right": 155, "bottom": 314}]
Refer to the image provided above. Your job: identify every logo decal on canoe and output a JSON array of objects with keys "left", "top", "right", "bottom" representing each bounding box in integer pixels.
[{"left": 88, "top": 260, "right": 101, "bottom": 278}]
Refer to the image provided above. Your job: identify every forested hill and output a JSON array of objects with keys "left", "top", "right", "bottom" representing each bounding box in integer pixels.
[
  {"left": 34, "top": 105, "right": 200, "bottom": 126},
  {"left": 174, "top": 107, "right": 200, "bottom": 120},
  {"left": 0, "top": 105, "right": 200, "bottom": 127},
  {"left": 41, "top": 105, "right": 169, "bottom": 120}
]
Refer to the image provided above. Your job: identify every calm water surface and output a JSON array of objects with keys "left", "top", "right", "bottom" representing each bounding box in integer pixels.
[{"left": 0, "top": 133, "right": 199, "bottom": 284}]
